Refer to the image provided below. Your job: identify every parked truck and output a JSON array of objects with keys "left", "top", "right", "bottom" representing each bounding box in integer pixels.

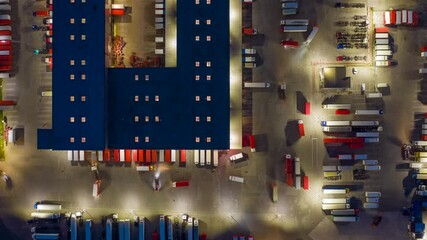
[
  {"left": 242, "top": 49, "right": 256, "bottom": 54},
  {"left": 244, "top": 82, "right": 270, "bottom": 88}
]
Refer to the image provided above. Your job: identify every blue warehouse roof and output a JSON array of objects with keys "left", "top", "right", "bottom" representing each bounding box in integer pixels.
[{"left": 38, "top": 0, "right": 230, "bottom": 150}]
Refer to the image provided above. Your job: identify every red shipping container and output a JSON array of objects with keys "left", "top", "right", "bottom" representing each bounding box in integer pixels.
[
  {"left": 375, "top": 27, "right": 388, "bottom": 33},
  {"left": 423, "top": 135, "right": 427, "bottom": 141},
  {"left": 305, "top": 102, "right": 310, "bottom": 115},
  {"left": 0, "top": 30, "right": 11, "bottom": 36},
  {"left": 281, "top": 40, "right": 299, "bottom": 49},
  {"left": 0, "top": 40, "right": 11, "bottom": 46},
  {"left": 0, "top": 45, "right": 11, "bottom": 51},
  {"left": 0, "top": 100, "right": 15, "bottom": 105},
  {"left": 303, "top": 176, "right": 309, "bottom": 190},
  {"left": 152, "top": 231, "right": 158, "bottom": 240},
  {"left": 111, "top": 9, "right": 125, "bottom": 16},
  {"left": 286, "top": 174, "right": 293, "bottom": 186},
  {"left": 0, "top": 55, "right": 11, "bottom": 61},
  {"left": 413, "top": 12, "right": 419, "bottom": 26},
  {"left": 146, "top": 150, "right": 152, "bottom": 163},
  {"left": 350, "top": 143, "right": 364, "bottom": 149},
  {"left": 172, "top": 181, "right": 189, "bottom": 187},
  {"left": 286, "top": 157, "right": 293, "bottom": 174},
  {"left": 298, "top": 120, "right": 305, "bottom": 137},
  {"left": 0, "top": 61, "right": 11, "bottom": 66},
  {"left": 242, "top": 28, "right": 257, "bottom": 35},
  {"left": 33, "top": 10, "right": 50, "bottom": 17},
  {"left": 151, "top": 150, "right": 158, "bottom": 163},
  {"left": 165, "top": 150, "right": 171, "bottom": 162},
  {"left": 249, "top": 135, "right": 256, "bottom": 152},
  {"left": 335, "top": 109, "right": 351, "bottom": 115},
  {"left": 0, "top": 20, "right": 11, "bottom": 26},
  {"left": 0, "top": 65, "right": 11, "bottom": 71},
  {"left": 103, "top": 150, "right": 110, "bottom": 161},
  {"left": 324, "top": 137, "right": 363, "bottom": 143},
  {"left": 132, "top": 150, "right": 138, "bottom": 162},
  {"left": 138, "top": 150, "right": 144, "bottom": 163},
  {"left": 180, "top": 150, "right": 186, "bottom": 163},
  {"left": 125, "top": 150, "right": 131, "bottom": 162},
  {"left": 113, "top": 150, "right": 120, "bottom": 162}
]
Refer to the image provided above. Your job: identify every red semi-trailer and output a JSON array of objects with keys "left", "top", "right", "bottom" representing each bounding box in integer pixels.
[
  {"left": 125, "top": 150, "right": 131, "bottom": 162},
  {"left": 165, "top": 150, "right": 171, "bottom": 162},
  {"left": 285, "top": 154, "right": 294, "bottom": 186},
  {"left": 303, "top": 176, "right": 309, "bottom": 190},
  {"left": 298, "top": 120, "right": 305, "bottom": 136},
  {"left": 172, "top": 181, "right": 189, "bottom": 187},
  {"left": 180, "top": 150, "right": 186, "bottom": 163},
  {"left": 103, "top": 150, "right": 110, "bottom": 161},
  {"left": 249, "top": 135, "right": 256, "bottom": 152}
]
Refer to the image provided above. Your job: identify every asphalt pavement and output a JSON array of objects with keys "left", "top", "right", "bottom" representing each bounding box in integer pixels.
[{"left": 0, "top": 0, "right": 426, "bottom": 239}]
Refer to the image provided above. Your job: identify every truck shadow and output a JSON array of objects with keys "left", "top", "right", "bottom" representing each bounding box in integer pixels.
[{"left": 285, "top": 120, "right": 300, "bottom": 146}]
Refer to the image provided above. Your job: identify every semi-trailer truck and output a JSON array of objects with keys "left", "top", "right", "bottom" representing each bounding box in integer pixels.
[{"left": 243, "top": 82, "right": 270, "bottom": 88}]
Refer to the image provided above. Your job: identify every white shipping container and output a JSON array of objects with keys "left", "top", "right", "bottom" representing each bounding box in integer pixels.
[
  {"left": 363, "top": 160, "right": 379, "bottom": 165},
  {"left": 159, "top": 150, "right": 164, "bottom": 162},
  {"left": 171, "top": 150, "right": 176, "bottom": 162},
  {"left": 213, "top": 150, "right": 219, "bottom": 167},
  {"left": 354, "top": 154, "right": 368, "bottom": 160},
  {"left": 375, "top": 33, "right": 389, "bottom": 39},
  {"left": 229, "top": 176, "right": 244, "bottom": 183},
  {"left": 402, "top": 10, "right": 408, "bottom": 23},
  {"left": 98, "top": 150, "right": 103, "bottom": 161},
  {"left": 364, "top": 165, "right": 381, "bottom": 171},
  {"left": 120, "top": 150, "right": 125, "bottom": 162},
  {"left": 413, "top": 141, "right": 427, "bottom": 146},
  {"left": 194, "top": 150, "right": 199, "bottom": 165},
  {"left": 323, "top": 166, "right": 337, "bottom": 171},
  {"left": 333, "top": 216, "right": 359, "bottom": 222},
  {"left": 376, "top": 61, "right": 392, "bottom": 67},
  {"left": 200, "top": 149, "right": 205, "bottom": 166},
  {"left": 375, "top": 39, "right": 389, "bottom": 45},
  {"left": 365, "top": 93, "right": 383, "bottom": 98},
  {"left": 322, "top": 104, "right": 351, "bottom": 109},
  {"left": 375, "top": 55, "right": 389, "bottom": 61},
  {"left": 322, "top": 126, "right": 352, "bottom": 132},
  {"left": 366, "top": 197, "right": 380, "bottom": 203},
  {"left": 34, "top": 203, "right": 62, "bottom": 211},
  {"left": 295, "top": 175, "right": 301, "bottom": 189},
  {"left": 244, "top": 82, "right": 270, "bottom": 88},
  {"left": 375, "top": 50, "right": 392, "bottom": 56},
  {"left": 321, "top": 121, "right": 351, "bottom": 126},
  {"left": 418, "top": 158, "right": 427, "bottom": 163},
  {"left": 321, "top": 203, "right": 350, "bottom": 210},
  {"left": 396, "top": 10, "right": 402, "bottom": 25},
  {"left": 355, "top": 110, "right": 383, "bottom": 115},
  {"left": 206, "top": 150, "right": 211, "bottom": 165},
  {"left": 331, "top": 209, "right": 358, "bottom": 216},
  {"left": 294, "top": 157, "right": 301, "bottom": 175},
  {"left": 363, "top": 203, "right": 379, "bottom": 209},
  {"left": 322, "top": 198, "right": 348, "bottom": 204},
  {"left": 351, "top": 121, "right": 379, "bottom": 126},
  {"left": 365, "top": 137, "right": 380, "bottom": 143},
  {"left": 338, "top": 154, "right": 352, "bottom": 160},
  {"left": 410, "top": 162, "right": 424, "bottom": 168},
  {"left": 365, "top": 192, "right": 381, "bottom": 197},
  {"left": 322, "top": 188, "right": 349, "bottom": 194},
  {"left": 356, "top": 132, "right": 380, "bottom": 137}
]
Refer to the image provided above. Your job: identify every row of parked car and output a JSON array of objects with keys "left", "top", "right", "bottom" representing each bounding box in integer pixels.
[{"left": 281, "top": 0, "right": 298, "bottom": 16}]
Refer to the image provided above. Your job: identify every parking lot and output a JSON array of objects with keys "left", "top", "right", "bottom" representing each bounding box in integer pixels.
[{"left": 1, "top": 0, "right": 427, "bottom": 239}]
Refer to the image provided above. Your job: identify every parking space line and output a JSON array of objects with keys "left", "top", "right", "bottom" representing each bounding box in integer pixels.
[{"left": 312, "top": 137, "right": 318, "bottom": 168}]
